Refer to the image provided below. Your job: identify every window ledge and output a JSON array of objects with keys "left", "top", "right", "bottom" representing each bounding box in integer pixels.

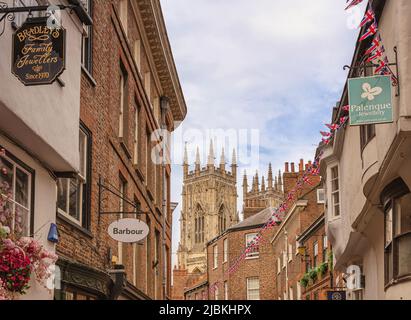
[
  {"left": 134, "top": 165, "right": 145, "bottom": 181},
  {"left": 119, "top": 139, "right": 132, "bottom": 160},
  {"left": 81, "top": 65, "right": 97, "bottom": 87},
  {"left": 245, "top": 256, "right": 259, "bottom": 260},
  {"left": 57, "top": 212, "right": 93, "bottom": 239}
]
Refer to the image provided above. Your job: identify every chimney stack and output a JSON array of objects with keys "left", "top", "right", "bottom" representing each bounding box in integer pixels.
[
  {"left": 285, "top": 162, "right": 289, "bottom": 173},
  {"left": 299, "top": 159, "right": 304, "bottom": 172},
  {"left": 291, "top": 162, "right": 295, "bottom": 173}
]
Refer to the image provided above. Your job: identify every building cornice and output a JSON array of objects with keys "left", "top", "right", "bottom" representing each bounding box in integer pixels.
[{"left": 136, "top": 0, "right": 187, "bottom": 122}]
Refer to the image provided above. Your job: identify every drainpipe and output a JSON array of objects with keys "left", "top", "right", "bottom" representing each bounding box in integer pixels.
[{"left": 160, "top": 96, "right": 169, "bottom": 300}]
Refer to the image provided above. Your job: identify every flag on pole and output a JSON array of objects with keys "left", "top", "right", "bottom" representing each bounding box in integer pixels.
[
  {"left": 360, "top": 23, "right": 378, "bottom": 42},
  {"left": 345, "top": 0, "right": 364, "bottom": 10},
  {"left": 359, "top": 9, "right": 375, "bottom": 28}
]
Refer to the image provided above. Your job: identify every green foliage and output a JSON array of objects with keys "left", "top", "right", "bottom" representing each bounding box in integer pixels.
[{"left": 300, "top": 274, "right": 310, "bottom": 288}]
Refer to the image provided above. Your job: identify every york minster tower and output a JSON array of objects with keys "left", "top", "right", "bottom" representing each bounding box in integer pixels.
[{"left": 177, "top": 141, "right": 238, "bottom": 273}]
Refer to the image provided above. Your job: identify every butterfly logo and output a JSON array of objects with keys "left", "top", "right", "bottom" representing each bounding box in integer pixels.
[{"left": 361, "top": 82, "right": 383, "bottom": 101}]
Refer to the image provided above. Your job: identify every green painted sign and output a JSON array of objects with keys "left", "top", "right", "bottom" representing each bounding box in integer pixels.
[{"left": 348, "top": 75, "right": 393, "bottom": 126}]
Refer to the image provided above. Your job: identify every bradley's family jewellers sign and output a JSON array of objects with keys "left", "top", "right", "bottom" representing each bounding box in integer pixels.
[{"left": 12, "top": 17, "right": 65, "bottom": 86}]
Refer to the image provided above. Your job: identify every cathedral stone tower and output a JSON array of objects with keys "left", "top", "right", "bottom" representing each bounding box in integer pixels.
[
  {"left": 242, "top": 163, "right": 284, "bottom": 220},
  {"left": 177, "top": 141, "right": 238, "bottom": 273}
]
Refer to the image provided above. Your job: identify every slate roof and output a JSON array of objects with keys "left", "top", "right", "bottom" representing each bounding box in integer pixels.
[{"left": 229, "top": 207, "right": 274, "bottom": 231}]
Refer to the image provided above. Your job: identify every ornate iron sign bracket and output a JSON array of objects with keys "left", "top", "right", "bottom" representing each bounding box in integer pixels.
[
  {"left": 97, "top": 176, "right": 148, "bottom": 219},
  {"left": 343, "top": 46, "right": 400, "bottom": 97},
  {"left": 0, "top": 1, "right": 92, "bottom": 37}
]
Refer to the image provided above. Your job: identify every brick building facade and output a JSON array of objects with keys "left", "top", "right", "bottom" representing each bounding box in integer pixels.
[
  {"left": 55, "top": 0, "right": 186, "bottom": 300},
  {"left": 206, "top": 207, "right": 279, "bottom": 300},
  {"left": 270, "top": 160, "right": 343, "bottom": 300}
]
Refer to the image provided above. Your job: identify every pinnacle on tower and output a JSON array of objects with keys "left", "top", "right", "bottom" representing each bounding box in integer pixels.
[
  {"left": 243, "top": 170, "right": 248, "bottom": 196},
  {"left": 253, "top": 170, "right": 260, "bottom": 192},
  {"left": 183, "top": 143, "right": 189, "bottom": 177},
  {"left": 231, "top": 149, "right": 237, "bottom": 178},
  {"left": 195, "top": 147, "right": 201, "bottom": 172},
  {"left": 261, "top": 176, "right": 266, "bottom": 191},
  {"left": 267, "top": 162, "right": 273, "bottom": 190},
  {"left": 183, "top": 143, "right": 188, "bottom": 165},
  {"left": 220, "top": 147, "right": 226, "bottom": 172},
  {"left": 231, "top": 149, "right": 237, "bottom": 165},
  {"left": 275, "top": 176, "right": 278, "bottom": 190},
  {"left": 207, "top": 139, "right": 215, "bottom": 167}
]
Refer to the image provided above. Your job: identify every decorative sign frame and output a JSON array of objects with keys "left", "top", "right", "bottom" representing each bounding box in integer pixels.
[{"left": 12, "top": 17, "right": 65, "bottom": 86}]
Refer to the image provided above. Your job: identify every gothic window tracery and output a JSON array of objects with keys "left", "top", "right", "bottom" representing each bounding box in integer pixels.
[
  {"left": 218, "top": 204, "right": 227, "bottom": 234},
  {"left": 194, "top": 204, "right": 205, "bottom": 243}
]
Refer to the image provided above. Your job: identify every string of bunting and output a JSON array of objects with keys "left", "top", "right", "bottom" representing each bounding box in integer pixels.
[{"left": 346, "top": 0, "right": 398, "bottom": 85}]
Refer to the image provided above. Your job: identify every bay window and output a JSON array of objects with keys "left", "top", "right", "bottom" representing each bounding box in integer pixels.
[{"left": 382, "top": 178, "right": 411, "bottom": 285}]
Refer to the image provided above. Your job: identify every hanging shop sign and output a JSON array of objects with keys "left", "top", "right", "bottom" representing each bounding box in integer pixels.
[
  {"left": 108, "top": 218, "right": 149, "bottom": 243},
  {"left": 327, "top": 291, "right": 346, "bottom": 301},
  {"left": 12, "top": 17, "right": 66, "bottom": 86},
  {"left": 348, "top": 75, "right": 393, "bottom": 126}
]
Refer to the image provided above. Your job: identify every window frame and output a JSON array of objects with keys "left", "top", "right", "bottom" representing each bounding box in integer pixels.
[
  {"left": 223, "top": 238, "right": 228, "bottom": 263},
  {"left": 317, "top": 188, "right": 325, "bottom": 204},
  {"left": 245, "top": 233, "right": 259, "bottom": 259},
  {"left": 0, "top": 145, "right": 35, "bottom": 236},
  {"left": 57, "top": 123, "right": 92, "bottom": 229},
  {"left": 80, "top": 0, "right": 93, "bottom": 74},
  {"left": 330, "top": 165, "right": 340, "bottom": 218},
  {"left": 246, "top": 277, "right": 260, "bottom": 300},
  {"left": 213, "top": 244, "right": 218, "bottom": 269},
  {"left": 382, "top": 178, "right": 411, "bottom": 287}
]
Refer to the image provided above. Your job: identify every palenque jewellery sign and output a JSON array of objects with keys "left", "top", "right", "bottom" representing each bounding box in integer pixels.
[{"left": 348, "top": 75, "right": 393, "bottom": 126}]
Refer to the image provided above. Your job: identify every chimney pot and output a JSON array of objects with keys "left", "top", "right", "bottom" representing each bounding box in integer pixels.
[
  {"left": 291, "top": 162, "right": 295, "bottom": 173},
  {"left": 285, "top": 162, "right": 289, "bottom": 172},
  {"left": 299, "top": 159, "right": 304, "bottom": 172}
]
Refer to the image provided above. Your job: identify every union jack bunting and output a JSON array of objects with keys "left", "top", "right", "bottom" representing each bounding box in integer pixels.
[
  {"left": 360, "top": 23, "right": 378, "bottom": 42},
  {"left": 322, "top": 138, "right": 331, "bottom": 145},
  {"left": 340, "top": 116, "right": 349, "bottom": 125},
  {"left": 366, "top": 48, "right": 384, "bottom": 63},
  {"left": 359, "top": 9, "right": 375, "bottom": 28},
  {"left": 345, "top": 0, "right": 364, "bottom": 10},
  {"left": 375, "top": 56, "right": 389, "bottom": 73},
  {"left": 303, "top": 176, "right": 312, "bottom": 185},
  {"left": 311, "top": 167, "right": 320, "bottom": 176},
  {"left": 342, "top": 105, "right": 350, "bottom": 112},
  {"left": 365, "top": 35, "right": 382, "bottom": 55},
  {"left": 320, "top": 131, "right": 331, "bottom": 137},
  {"left": 325, "top": 123, "right": 340, "bottom": 131}
]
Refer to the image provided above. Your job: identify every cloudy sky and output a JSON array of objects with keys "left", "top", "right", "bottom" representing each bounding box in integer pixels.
[{"left": 159, "top": 0, "right": 366, "bottom": 264}]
